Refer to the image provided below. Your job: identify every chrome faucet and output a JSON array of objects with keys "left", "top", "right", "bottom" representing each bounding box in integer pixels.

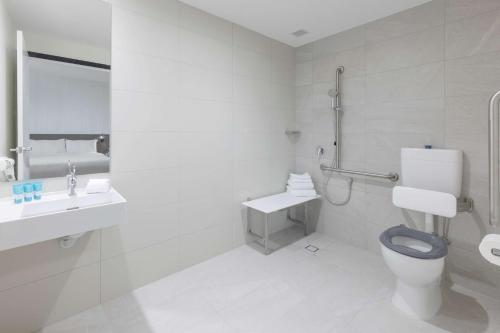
[{"left": 67, "top": 161, "right": 77, "bottom": 196}]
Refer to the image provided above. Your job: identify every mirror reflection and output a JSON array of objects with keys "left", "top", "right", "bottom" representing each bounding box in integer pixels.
[{"left": 4, "top": 0, "right": 111, "bottom": 181}]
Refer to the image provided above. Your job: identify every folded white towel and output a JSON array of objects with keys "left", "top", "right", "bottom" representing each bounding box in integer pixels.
[
  {"left": 288, "top": 177, "right": 312, "bottom": 183},
  {"left": 289, "top": 172, "right": 311, "bottom": 180},
  {"left": 287, "top": 187, "right": 317, "bottom": 197},
  {"left": 287, "top": 182, "right": 314, "bottom": 190},
  {"left": 86, "top": 179, "right": 111, "bottom": 194},
  {"left": 289, "top": 177, "right": 312, "bottom": 184}
]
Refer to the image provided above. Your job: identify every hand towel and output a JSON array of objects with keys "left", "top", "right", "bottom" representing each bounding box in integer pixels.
[
  {"left": 86, "top": 179, "right": 111, "bottom": 194},
  {"left": 287, "top": 182, "right": 314, "bottom": 190},
  {"left": 288, "top": 177, "right": 312, "bottom": 183},
  {"left": 288, "top": 176, "right": 313, "bottom": 182},
  {"left": 290, "top": 172, "right": 311, "bottom": 179},
  {"left": 287, "top": 186, "right": 317, "bottom": 197}
]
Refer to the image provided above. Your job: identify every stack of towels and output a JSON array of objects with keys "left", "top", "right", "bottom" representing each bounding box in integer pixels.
[{"left": 286, "top": 172, "right": 317, "bottom": 197}]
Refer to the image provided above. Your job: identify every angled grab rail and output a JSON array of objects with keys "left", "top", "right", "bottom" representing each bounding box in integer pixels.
[{"left": 489, "top": 90, "right": 500, "bottom": 226}]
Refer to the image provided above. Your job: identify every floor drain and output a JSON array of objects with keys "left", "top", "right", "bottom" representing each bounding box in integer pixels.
[{"left": 305, "top": 244, "right": 319, "bottom": 253}]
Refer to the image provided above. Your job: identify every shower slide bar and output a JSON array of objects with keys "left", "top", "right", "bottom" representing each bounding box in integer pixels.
[
  {"left": 489, "top": 90, "right": 500, "bottom": 227},
  {"left": 320, "top": 164, "right": 399, "bottom": 182}
]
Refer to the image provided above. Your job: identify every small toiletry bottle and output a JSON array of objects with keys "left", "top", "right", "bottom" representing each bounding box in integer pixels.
[
  {"left": 12, "top": 184, "right": 24, "bottom": 204},
  {"left": 33, "top": 182, "right": 43, "bottom": 200},
  {"left": 23, "top": 183, "right": 33, "bottom": 202}
]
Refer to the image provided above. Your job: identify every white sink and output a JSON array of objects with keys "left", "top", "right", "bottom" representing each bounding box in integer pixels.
[
  {"left": 0, "top": 188, "right": 127, "bottom": 251},
  {"left": 22, "top": 190, "right": 113, "bottom": 217}
]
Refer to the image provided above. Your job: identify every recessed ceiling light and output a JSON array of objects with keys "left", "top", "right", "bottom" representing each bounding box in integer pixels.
[{"left": 292, "top": 29, "right": 308, "bottom": 37}]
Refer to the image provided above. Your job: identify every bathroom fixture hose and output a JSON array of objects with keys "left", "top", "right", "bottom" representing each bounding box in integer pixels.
[
  {"left": 322, "top": 154, "right": 353, "bottom": 206},
  {"left": 321, "top": 66, "right": 353, "bottom": 206}
]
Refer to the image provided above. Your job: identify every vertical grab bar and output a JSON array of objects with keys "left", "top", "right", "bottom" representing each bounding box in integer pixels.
[{"left": 489, "top": 90, "right": 500, "bottom": 226}]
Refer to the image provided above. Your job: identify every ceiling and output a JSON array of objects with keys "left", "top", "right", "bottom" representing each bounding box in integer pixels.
[
  {"left": 179, "top": 0, "right": 431, "bottom": 47},
  {"left": 4, "top": 0, "right": 111, "bottom": 48}
]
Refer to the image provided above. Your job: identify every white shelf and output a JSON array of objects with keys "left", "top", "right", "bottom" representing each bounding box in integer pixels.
[{"left": 242, "top": 192, "right": 320, "bottom": 214}]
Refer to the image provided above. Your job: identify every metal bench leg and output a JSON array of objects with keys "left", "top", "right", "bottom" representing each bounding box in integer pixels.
[
  {"left": 264, "top": 213, "right": 270, "bottom": 254},
  {"left": 247, "top": 207, "right": 251, "bottom": 234},
  {"left": 304, "top": 203, "right": 309, "bottom": 236}
]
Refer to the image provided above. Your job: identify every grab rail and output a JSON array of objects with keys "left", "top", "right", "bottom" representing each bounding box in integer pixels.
[
  {"left": 320, "top": 164, "right": 399, "bottom": 182},
  {"left": 489, "top": 90, "right": 500, "bottom": 226}
]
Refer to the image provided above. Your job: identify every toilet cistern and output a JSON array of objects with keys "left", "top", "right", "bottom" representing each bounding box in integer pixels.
[{"left": 395, "top": 148, "right": 463, "bottom": 233}]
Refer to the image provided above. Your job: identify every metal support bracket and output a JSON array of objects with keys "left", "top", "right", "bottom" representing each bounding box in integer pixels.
[
  {"left": 457, "top": 197, "right": 474, "bottom": 213},
  {"left": 245, "top": 197, "right": 311, "bottom": 255},
  {"left": 286, "top": 209, "right": 305, "bottom": 225}
]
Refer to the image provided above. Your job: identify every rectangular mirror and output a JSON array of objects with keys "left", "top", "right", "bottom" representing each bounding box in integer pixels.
[{"left": 4, "top": 0, "right": 111, "bottom": 181}]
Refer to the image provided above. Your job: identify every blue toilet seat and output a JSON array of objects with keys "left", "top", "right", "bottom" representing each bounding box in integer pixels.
[{"left": 379, "top": 225, "right": 447, "bottom": 260}]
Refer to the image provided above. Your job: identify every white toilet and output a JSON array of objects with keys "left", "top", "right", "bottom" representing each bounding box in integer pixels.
[{"left": 380, "top": 148, "right": 462, "bottom": 320}]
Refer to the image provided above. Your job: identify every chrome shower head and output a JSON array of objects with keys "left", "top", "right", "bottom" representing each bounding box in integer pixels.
[{"left": 329, "top": 65, "right": 344, "bottom": 110}]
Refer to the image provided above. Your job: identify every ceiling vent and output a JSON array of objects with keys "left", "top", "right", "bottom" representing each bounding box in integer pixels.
[{"left": 292, "top": 29, "right": 308, "bottom": 37}]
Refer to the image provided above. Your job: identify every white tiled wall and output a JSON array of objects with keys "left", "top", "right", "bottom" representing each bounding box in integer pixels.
[
  {"left": 295, "top": 0, "right": 500, "bottom": 299},
  {"left": 0, "top": 1, "right": 295, "bottom": 331}
]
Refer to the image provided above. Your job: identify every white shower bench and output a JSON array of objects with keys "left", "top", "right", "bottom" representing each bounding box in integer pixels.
[{"left": 242, "top": 192, "right": 320, "bottom": 254}]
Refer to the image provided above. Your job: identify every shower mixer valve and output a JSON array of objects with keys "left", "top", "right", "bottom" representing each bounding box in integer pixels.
[{"left": 316, "top": 146, "right": 325, "bottom": 160}]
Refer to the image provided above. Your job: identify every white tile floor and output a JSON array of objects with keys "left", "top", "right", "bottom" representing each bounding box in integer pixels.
[{"left": 39, "top": 231, "right": 500, "bottom": 333}]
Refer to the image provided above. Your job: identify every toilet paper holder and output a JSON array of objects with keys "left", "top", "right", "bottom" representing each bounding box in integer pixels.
[{"left": 479, "top": 234, "right": 500, "bottom": 266}]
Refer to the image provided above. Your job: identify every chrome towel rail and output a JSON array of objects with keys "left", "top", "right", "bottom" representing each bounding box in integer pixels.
[
  {"left": 489, "top": 90, "right": 500, "bottom": 226},
  {"left": 320, "top": 164, "right": 399, "bottom": 182}
]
